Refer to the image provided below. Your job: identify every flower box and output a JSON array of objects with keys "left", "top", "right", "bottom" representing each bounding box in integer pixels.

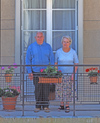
[
  {"left": 0, "top": 86, "right": 20, "bottom": 110},
  {"left": 1, "top": 63, "right": 17, "bottom": 82},
  {"left": 5, "top": 74, "right": 12, "bottom": 82},
  {"left": 2, "top": 96, "right": 18, "bottom": 110},
  {"left": 90, "top": 76, "right": 98, "bottom": 84},
  {"left": 38, "top": 77, "right": 62, "bottom": 83},
  {"left": 85, "top": 67, "right": 100, "bottom": 84}
]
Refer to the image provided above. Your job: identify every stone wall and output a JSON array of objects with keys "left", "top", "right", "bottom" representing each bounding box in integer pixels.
[
  {"left": 1, "top": 0, "right": 100, "bottom": 65},
  {"left": 1, "top": 0, "right": 15, "bottom": 65},
  {"left": 83, "top": 0, "right": 100, "bottom": 64},
  {"left": 0, "top": 0, "right": 1, "bottom": 65}
]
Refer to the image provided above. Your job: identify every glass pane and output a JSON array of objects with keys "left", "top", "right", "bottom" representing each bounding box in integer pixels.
[
  {"left": 52, "top": 31, "right": 75, "bottom": 51},
  {"left": 52, "top": 0, "right": 75, "bottom": 9},
  {"left": 24, "top": 31, "right": 46, "bottom": 51},
  {"left": 23, "top": 10, "right": 46, "bottom": 30},
  {"left": 23, "top": 0, "right": 46, "bottom": 9},
  {"left": 53, "top": 10, "right": 75, "bottom": 30}
]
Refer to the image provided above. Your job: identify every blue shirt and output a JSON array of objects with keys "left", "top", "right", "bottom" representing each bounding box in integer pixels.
[
  {"left": 26, "top": 41, "right": 54, "bottom": 73},
  {"left": 55, "top": 48, "right": 79, "bottom": 74}
]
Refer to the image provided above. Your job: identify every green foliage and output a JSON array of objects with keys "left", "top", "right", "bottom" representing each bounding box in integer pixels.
[
  {"left": 5, "top": 67, "right": 14, "bottom": 74},
  {"left": 0, "top": 87, "right": 20, "bottom": 97},
  {"left": 40, "top": 66, "right": 63, "bottom": 78}
]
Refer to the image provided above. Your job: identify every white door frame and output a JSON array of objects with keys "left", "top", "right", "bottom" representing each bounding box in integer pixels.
[{"left": 15, "top": 0, "right": 83, "bottom": 65}]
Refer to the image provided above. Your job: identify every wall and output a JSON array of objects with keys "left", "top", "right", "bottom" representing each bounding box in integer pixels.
[
  {"left": 1, "top": 0, "right": 100, "bottom": 65},
  {"left": 0, "top": 118, "right": 100, "bottom": 123},
  {"left": 1, "top": 0, "right": 15, "bottom": 65},
  {"left": 83, "top": 0, "right": 100, "bottom": 64},
  {"left": 0, "top": 0, "right": 1, "bottom": 64},
  {"left": 1, "top": 0, "right": 100, "bottom": 66}
]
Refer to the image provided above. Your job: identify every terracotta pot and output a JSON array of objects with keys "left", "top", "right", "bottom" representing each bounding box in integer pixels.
[
  {"left": 90, "top": 76, "right": 98, "bottom": 84},
  {"left": 38, "top": 77, "right": 62, "bottom": 83},
  {"left": 5, "top": 74, "right": 12, "bottom": 82},
  {"left": 2, "top": 96, "right": 18, "bottom": 110},
  {"left": 49, "top": 92, "right": 55, "bottom": 100}
]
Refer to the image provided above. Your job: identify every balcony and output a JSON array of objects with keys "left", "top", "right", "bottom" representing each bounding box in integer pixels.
[{"left": 0, "top": 64, "right": 100, "bottom": 118}]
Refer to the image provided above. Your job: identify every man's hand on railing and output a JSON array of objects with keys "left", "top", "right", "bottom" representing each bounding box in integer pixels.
[{"left": 28, "top": 73, "right": 33, "bottom": 80}]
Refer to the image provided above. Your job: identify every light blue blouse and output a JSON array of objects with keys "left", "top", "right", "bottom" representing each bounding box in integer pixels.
[{"left": 55, "top": 48, "right": 79, "bottom": 74}]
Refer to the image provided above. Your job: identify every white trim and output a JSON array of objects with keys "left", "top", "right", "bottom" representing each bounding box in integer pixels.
[
  {"left": 75, "top": 0, "right": 78, "bottom": 52},
  {"left": 15, "top": 0, "right": 20, "bottom": 65},
  {"left": 47, "top": 0, "right": 52, "bottom": 46},
  {"left": 78, "top": 0, "right": 83, "bottom": 64}
]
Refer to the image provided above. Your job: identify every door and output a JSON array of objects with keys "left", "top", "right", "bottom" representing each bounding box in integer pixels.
[{"left": 21, "top": 0, "right": 78, "bottom": 99}]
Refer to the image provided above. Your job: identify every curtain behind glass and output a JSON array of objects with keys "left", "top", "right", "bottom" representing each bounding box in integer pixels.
[
  {"left": 23, "top": 0, "right": 76, "bottom": 51},
  {"left": 23, "top": 0, "right": 46, "bottom": 51},
  {"left": 52, "top": 0, "right": 76, "bottom": 51},
  {"left": 23, "top": 0, "right": 46, "bottom": 9},
  {"left": 52, "top": 0, "right": 75, "bottom": 8}
]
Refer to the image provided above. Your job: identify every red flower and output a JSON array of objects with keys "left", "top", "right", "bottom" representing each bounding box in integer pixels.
[
  {"left": 40, "top": 69, "right": 45, "bottom": 72},
  {"left": 95, "top": 67, "right": 98, "bottom": 71},
  {"left": 85, "top": 69, "right": 89, "bottom": 72},
  {"left": 9, "top": 86, "right": 20, "bottom": 93},
  {"left": 93, "top": 68, "right": 95, "bottom": 70},
  {"left": 89, "top": 67, "right": 93, "bottom": 70},
  {"left": 59, "top": 70, "right": 62, "bottom": 72}
]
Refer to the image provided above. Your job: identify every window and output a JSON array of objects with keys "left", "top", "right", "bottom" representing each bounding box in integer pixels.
[{"left": 21, "top": 0, "right": 78, "bottom": 64}]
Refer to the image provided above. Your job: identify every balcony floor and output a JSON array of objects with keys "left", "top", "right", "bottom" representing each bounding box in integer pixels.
[{"left": 0, "top": 104, "right": 100, "bottom": 118}]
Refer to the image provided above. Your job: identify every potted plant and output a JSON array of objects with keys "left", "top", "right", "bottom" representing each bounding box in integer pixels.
[
  {"left": 0, "top": 86, "right": 20, "bottom": 110},
  {"left": 39, "top": 66, "right": 63, "bottom": 83},
  {"left": 1, "top": 63, "right": 17, "bottom": 82},
  {"left": 85, "top": 67, "right": 100, "bottom": 84}
]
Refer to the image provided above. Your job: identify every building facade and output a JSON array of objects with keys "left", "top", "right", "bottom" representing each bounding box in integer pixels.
[{"left": 0, "top": 0, "right": 100, "bottom": 66}]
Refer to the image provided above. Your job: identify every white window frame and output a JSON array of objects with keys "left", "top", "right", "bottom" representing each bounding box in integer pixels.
[
  {"left": 15, "top": 0, "right": 21, "bottom": 65},
  {"left": 15, "top": 0, "right": 83, "bottom": 64}
]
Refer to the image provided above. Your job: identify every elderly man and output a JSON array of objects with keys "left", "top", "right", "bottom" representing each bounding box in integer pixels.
[{"left": 26, "top": 32, "right": 54, "bottom": 112}]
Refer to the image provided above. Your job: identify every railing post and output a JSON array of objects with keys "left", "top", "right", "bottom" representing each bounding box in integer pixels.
[
  {"left": 73, "top": 65, "right": 75, "bottom": 116},
  {"left": 22, "top": 65, "right": 24, "bottom": 116}
]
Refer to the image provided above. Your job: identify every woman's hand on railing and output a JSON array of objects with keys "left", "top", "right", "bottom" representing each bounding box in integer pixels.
[
  {"left": 28, "top": 73, "right": 33, "bottom": 80},
  {"left": 71, "top": 74, "right": 74, "bottom": 81}
]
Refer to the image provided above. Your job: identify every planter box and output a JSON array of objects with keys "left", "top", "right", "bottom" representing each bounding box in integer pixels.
[
  {"left": 5, "top": 74, "right": 12, "bottom": 82},
  {"left": 38, "top": 77, "right": 62, "bottom": 83},
  {"left": 2, "top": 96, "right": 18, "bottom": 110},
  {"left": 90, "top": 76, "right": 98, "bottom": 84}
]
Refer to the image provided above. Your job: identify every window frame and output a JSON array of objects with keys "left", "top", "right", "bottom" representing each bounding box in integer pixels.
[{"left": 15, "top": 0, "right": 83, "bottom": 65}]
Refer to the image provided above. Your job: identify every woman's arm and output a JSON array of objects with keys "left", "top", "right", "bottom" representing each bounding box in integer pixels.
[
  {"left": 55, "top": 62, "right": 58, "bottom": 69},
  {"left": 71, "top": 63, "right": 78, "bottom": 80}
]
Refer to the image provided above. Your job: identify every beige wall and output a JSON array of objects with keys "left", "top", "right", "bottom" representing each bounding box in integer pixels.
[
  {"left": 1, "top": 0, "right": 100, "bottom": 65},
  {"left": 0, "top": 0, "right": 1, "bottom": 65},
  {"left": 83, "top": 0, "right": 100, "bottom": 64},
  {"left": 1, "top": 0, "right": 15, "bottom": 65}
]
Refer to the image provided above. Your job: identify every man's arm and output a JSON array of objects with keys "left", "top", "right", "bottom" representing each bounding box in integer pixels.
[
  {"left": 28, "top": 73, "right": 33, "bottom": 80},
  {"left": 26, "top": 46, "right": 33, "bottom": 80}
]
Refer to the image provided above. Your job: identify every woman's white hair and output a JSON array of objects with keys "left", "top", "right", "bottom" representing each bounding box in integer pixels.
[{"left": 61, "top": 36, "right": 72, "bottom": 45}]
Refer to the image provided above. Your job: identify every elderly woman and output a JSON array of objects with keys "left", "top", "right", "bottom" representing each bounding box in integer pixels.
[{"left": 55, "top": 36, "right": 79, "bottom": 113}]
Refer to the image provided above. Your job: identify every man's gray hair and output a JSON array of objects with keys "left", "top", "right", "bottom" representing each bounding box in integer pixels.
[
  {"left": 36, "top": 31, "right": 44, "bottom": 36},
  {"left": 61, "top": 36, "right": 72, "bottom": 45}
]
